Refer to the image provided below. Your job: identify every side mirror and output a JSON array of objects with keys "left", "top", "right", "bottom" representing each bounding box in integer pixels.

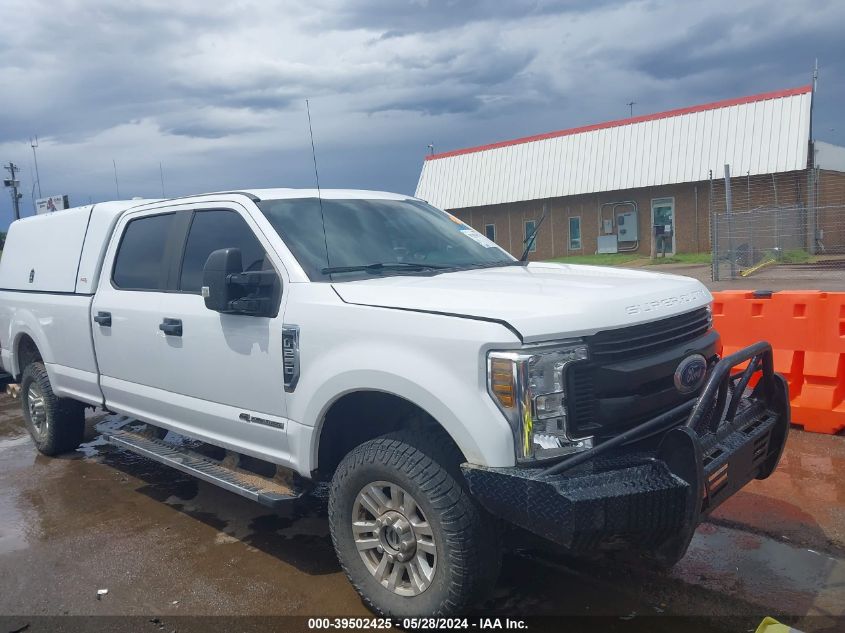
[
  {"left": 202, "top": 248, "right": 243, "bottom": 312},
  {"left": 202, "top": 248, "right": 282, "bottom": 317}
]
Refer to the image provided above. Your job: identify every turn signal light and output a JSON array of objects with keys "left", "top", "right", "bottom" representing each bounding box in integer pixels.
[{"left": 490, "top": 357, "right": 515, "bottom": 408}]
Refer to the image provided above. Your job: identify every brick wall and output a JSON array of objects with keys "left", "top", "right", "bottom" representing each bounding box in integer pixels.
[
  {"left": 454, "top": 182, "right": 715, "bottom": 259},
  {"left": 451, "top": 170, "right": 818, "bottom": 259}
]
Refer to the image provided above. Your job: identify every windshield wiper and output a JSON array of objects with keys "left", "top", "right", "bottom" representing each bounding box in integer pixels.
[
  {"left": 321, "top": 262, "right": 453, "bottom": 275},
  {"left": 520, "top": 204, "right": 550, "bottom": 262},
  {"left": 463, "top": 260, "right": 525, "bottom": 269}
]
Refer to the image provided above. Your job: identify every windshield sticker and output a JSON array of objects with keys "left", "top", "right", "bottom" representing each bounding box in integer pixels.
[{"left": 460, "top": 228, "right": 498, "bottom": 248}]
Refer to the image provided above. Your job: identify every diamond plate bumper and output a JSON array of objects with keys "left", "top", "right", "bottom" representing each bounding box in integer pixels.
[{"left": 462, "top": 342, "right": 790, "bottom": 564}]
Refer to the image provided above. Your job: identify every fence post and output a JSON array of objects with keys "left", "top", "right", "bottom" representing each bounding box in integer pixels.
[
  {"left": 807, "top": 166, "right": 817, "bottom": 254},
  {"left": 724, "top": 164, "right": 736, "bottom": 279},
  {"left": 709, "top": 171, "right": 718, "bottom": 281},
  {"left": 712, "top": 212, "right": 720, "bottom": 281}
]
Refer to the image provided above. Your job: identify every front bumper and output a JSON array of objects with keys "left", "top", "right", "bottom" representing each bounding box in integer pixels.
[{"left": 462, "top": 342, "right": 790, "bottom": 564}]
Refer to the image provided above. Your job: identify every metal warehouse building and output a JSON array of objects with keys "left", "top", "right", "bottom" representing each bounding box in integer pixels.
[{"left": 416, "top": 85, "right": 845, "bottom": 259}]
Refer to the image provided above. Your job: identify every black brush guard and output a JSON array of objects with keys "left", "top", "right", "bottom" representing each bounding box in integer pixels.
[{"left": 462, "top": 342, "right": 790, "bottom": 564}]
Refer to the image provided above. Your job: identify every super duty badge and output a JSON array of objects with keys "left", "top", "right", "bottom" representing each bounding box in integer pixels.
[{"left": 625, "top": 290, "right": 707, "bottom": 315}]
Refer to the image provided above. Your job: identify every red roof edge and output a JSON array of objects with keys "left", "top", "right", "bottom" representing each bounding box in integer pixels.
[{"left": 425, "top": 85, "right": 813, "bottom": 161}]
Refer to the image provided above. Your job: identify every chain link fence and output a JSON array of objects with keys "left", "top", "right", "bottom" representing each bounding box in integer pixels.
[{"left": 710, "top": 167, "right": 845, "bottom": 281}]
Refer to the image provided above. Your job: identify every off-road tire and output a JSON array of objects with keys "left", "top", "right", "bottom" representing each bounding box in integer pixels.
[
  {"left": 329, "top": 429, "right": 500, "bottom": 617},
  {"left": 20, "top": 362, "right": 85, "bottom": 456}
]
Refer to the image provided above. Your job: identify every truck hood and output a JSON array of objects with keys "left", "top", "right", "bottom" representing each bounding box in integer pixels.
[{"left": 332, "top": 262, "right": 712, "bottom": 343}]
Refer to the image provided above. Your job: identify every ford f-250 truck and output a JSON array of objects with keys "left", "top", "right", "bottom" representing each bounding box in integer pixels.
[{"left": 0, "top": 189, "right": 789, "bottom": 616}]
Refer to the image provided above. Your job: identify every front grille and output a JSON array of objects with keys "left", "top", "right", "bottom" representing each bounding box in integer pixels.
[
  {"left": 567, "top": 307, "right": 714, "bottom": 438},
  {"left": 588, "top": 307, "right": 711, "bottom": 363}
]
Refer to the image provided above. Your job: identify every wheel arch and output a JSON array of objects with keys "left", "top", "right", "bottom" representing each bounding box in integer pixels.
[
  {"left": 12, "top": 327, "right": 47, "bottom": 379},
  {"left": 311, "top": 388, "right": 472, "bottom": 480}
]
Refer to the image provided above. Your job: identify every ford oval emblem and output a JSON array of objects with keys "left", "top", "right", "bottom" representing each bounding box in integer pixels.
[{"left": 674, "top": 354, "right": 707, "bottom": 394}]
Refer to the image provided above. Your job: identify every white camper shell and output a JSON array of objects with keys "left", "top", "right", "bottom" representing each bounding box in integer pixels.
[{"left": 0, "top": 202, "right": 154, "bottom": 294}]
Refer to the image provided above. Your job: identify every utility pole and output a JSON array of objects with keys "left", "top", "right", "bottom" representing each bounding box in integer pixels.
[
  {"left": 159, "top": 162, "right": 165, "bottom": 198},
  {"left": 30, "top": 136, "right": 43, "bottom": 199},
  {"left": 3, "top": 163, "right": 23, "bottom": 220},
  {"left": 627, "top": 101, "right": 636, "bottom": 117},
  {"left": 808, "top": 59, "right": 819, "bottom": 254}
]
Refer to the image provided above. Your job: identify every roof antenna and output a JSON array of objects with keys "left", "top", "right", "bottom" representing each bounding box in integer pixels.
[{"left": 306, "top": 99, "right": 331, "bottom": 270}]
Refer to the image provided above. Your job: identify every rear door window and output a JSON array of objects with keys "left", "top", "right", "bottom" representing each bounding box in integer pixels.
[
  {"left": 178, "top": 209, "right": 270, "bottom": 294},
  {"left": 112, "top": 213, "right": 177, "bottom": 290}
]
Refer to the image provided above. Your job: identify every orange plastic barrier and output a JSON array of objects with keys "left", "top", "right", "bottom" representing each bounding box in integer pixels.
[{"left": 712, "top": 291, "right": 845, "bottom": 435}]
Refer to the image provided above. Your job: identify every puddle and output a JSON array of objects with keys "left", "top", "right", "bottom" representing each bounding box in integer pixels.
[
  {"left": 0, "top": 488, "right": 28, "bottom": 555},
  {"left": 675, "top": 524, "right": 845, "bottom": 615},
  {"left": 0, "top": 400, "right": 25, "bottom": 439},
  {"left": 76, "top": 414, "right": 133, "bottom": 458},
  {"left": 0, "top": 435, "right": 31, "bottom": 451}
]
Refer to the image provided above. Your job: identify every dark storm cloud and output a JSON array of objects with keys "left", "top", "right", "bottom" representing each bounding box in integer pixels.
[
  {"left": 366, "top": 46, "right": 536, "bottom": 115},
  {"left": 631, "top": 10, "right": 842, "bottom": 83},
  {"left": 317, "top": 0, "right": 625, "bottom": 33}
]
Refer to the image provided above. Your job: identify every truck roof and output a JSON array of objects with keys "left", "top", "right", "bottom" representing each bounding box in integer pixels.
[
  {"left": 10, "top": 189, "right": 413, "bottom": 224},
  {"left": 123, "top": 188, "right": 413, "bottom": 209}
]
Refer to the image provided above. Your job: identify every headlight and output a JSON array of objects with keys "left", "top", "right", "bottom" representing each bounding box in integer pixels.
[{"left": 487, "top": 342, "right": 592, "bottom": 462}]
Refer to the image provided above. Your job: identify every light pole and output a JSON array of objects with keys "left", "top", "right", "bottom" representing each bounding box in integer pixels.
[{"left": 30, "top": 136, "right": 42, "bottom": 199}]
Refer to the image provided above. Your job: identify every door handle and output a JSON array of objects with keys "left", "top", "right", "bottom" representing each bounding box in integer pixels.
[
  {"left": 93, "top": 311, "right": 112, "bottom": 327},
  {"left": 159, "top": 318, "right": 183, "bottom": 337}
]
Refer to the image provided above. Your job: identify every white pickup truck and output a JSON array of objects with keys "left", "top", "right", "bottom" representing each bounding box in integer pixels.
[{"left": 0, "top": 189, "right": 789, "bottom": 616}]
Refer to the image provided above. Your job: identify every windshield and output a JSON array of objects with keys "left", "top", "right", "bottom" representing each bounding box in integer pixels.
[{"left": 257, "top": 198, "right": 516, "bottom": 281}]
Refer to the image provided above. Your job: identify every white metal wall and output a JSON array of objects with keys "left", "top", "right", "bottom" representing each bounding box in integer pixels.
[{"left": 416, "top": 90, "right": 812, "bottom": 210}]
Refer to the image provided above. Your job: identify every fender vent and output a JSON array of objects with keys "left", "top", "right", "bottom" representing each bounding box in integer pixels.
[{"left": 282, "top": 325, "right": 300, "bottom": 392}]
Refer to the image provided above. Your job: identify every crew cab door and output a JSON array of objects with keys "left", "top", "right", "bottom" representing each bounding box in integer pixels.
[{"left": 92, "top": 202, "right": 293, "bottom": 465}]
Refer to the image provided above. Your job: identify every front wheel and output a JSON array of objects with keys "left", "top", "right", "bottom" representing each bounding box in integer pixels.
[
  {"left": 20, "top": 362, "right": 85, "bottom": 456},
  {"left": 328, "top": 430, "right": 500, "bottom": 617}
]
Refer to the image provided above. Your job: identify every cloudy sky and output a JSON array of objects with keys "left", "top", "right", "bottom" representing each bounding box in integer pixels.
[{"left": 1, "top": 0, "right": 842, "bottom": 228}]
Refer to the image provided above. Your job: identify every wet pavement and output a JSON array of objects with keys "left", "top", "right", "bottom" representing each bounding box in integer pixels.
[
  {"left": 1, "top": 394, "right": 844, "bottom": 631},
  {"left": 645, "top": 261, "right": 845, "bottom": 292}
]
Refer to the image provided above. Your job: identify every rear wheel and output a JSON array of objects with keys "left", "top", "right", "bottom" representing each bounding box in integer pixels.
[
  {"left": 20, "top": 362, "right": 85, "bottom": 456},
  {"left": 328, "top": 429, "right": 500, "bottom": 616}
]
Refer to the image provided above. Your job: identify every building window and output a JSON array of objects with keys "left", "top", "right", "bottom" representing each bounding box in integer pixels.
[
  {"left": 569, "top": 216, "right": 582, "bottom": 250},
  {"left": 524, "top": 220, "right": 537, "bottom": 253},
  {"left": 484, "top": 223, "right": 496, "bottom": 242}
]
